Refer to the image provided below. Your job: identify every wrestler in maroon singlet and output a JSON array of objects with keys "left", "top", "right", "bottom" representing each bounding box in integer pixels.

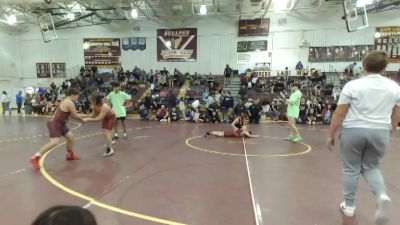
[{"left": 30, "top": 88, "right": 84, "bottom": 170}]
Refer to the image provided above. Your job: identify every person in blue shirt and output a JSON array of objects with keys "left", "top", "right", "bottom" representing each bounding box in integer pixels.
[{"left": 16, "top": 91, "right": 24, "bottom": 114}]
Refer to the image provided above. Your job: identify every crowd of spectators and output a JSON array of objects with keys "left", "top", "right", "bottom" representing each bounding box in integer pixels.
[{"left": 3, "top": 63, "right": 399, "bottom": 127}]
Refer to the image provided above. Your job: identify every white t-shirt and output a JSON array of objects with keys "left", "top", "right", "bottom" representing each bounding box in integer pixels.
[
  {"left": 338, "top": 74, "right": 400, "bottom": 130},
  {"left": 1, "top": 94, "right": 10, "bottom": 103}
]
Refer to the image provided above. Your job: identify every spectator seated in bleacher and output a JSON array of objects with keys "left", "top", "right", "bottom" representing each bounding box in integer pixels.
[
  {"left": 139, "top": 103, "right": 150, "bottom": 121},
  {"left": 322, "top": 104, "right": 333, "bottom": 125},
  {"left": 296, "top": 61, "right": 304, "bottom": 71},
  {"left": 199, "top": 106, "right": 210, "bottom": 123},
  {"left": 221, "top": 91, "right": 234, "bottom": 122},
  {"left": 248, "top": 99, "right": 262, "bottom": 124},
  {"left": 156, "top": 105, "right": 169, "bottom": 122},
  {"left": 234, "top": 99, "right": 246, "bottom": 117},
  {"left": 269, "top": 101, "right": 279, "bottom": 121},
  {"left": 307, "top": 108, "right": 317, "bottom": 125},
  {"left": 298, "top": 98, "right": 307, "bottom": 124},
  {"left": 170, "top": 107, "right": 180, "bottom": 121},
  {"left": 238, "top": 85, "right": 247, "bottom": 99}
]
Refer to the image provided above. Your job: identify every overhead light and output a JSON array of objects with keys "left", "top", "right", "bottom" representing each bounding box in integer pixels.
[
  {"left": 6, "top": 14, "right": 17, "bottom": 25},
  {"left": 83, "top": 42, "right": 90, "bottom": 49},
  {"left": 356, "top": 0, "right": 373, "bottom": 7},
  {"left": 375, "top": 32, "right": 381, "bottom": 38},
  {"left": 275, "top": 0, "right": 291, "bottom": 10},
  {"left": 66, "top": 13, "right": 75, "bottom": 21},
  {"left": 199, "top": 5, "right": 207, "bottom": 15},
  {"left": 131, "top": 9, "right": 138, "bottom": 18}
]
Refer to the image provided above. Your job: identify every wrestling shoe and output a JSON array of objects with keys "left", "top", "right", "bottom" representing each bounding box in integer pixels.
[
  {"left": 285, "top": 135, "right": 295, "bottom": 141},
  {"left": 103, "top": 148, "right": 115, "bottom": 157},
  {"left": 104, "top": 140, "right": 115, "bottom": 148},
  {"left": 66, "top": 151, "right": 81, "bottom": 160},
  {"left": 292, "top": 135, "right": 303, "bottom": 142},
  {"left": 30, "top": 156, "right": 41, "bottom": 170}
]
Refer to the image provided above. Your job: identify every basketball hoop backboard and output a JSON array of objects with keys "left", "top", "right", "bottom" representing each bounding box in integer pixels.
[
  {"left": 38, "top": 13, "right": 57, "bottom": 43},
  {"left": 343, "top": 0, "right": 369, "bottom": 32}
]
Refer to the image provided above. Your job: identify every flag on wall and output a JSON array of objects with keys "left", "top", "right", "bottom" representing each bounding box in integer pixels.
[
  {"left": 157, "top": 28, "right": 197, "bottom": 62},
  {"left": 122, "top": 37, "right": 146, "bottom": 51}
]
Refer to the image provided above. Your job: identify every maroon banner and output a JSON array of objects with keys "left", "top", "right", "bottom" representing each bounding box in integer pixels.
[
  {"left": 157, "top": 28, "right": 197, "bottom": 62},
  {"left": 84, "top": 38, "right": 121, "bottom": 68}
]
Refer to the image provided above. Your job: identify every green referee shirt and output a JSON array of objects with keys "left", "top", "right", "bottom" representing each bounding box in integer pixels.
[
  {"left": 107, "top": 91, "right": 131, "bottom": 118},
  {"left": 286, "top": 90, "right": 302, "bottom": 119}
]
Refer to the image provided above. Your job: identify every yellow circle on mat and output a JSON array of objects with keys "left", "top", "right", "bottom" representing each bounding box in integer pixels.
[
  {"left": 185, "top": 135, "right": 312, "bottom": 158},
  {"left": 40, "top": 125, "right": 187, "bottom": 225}
]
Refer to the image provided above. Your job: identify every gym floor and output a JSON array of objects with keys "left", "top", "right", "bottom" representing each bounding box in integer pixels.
[{"left": 1, "top": 116, "right": 399, "bottom": 225}]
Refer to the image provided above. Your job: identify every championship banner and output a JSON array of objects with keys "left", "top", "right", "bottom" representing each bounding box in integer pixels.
[
  {"left": 122, "top": 37, "right": 146, "bottom": 51},
  {"left": 157, "top": 28, "right": 197, "bottom": 62},
  {"left": 36, "top": 63, "right": 51, "bottom": 78},
  {"left": 237, "top": 40, "right": 268, "bottom": 53},
  {"left": 308, "top": 45, "right": 373, "bottom": 62},
  {"left": 83, "top": 38, "right": 121, "bottom": 68},
  {"left": 375, "top": 26, "right": 400, "bottom": 63}
]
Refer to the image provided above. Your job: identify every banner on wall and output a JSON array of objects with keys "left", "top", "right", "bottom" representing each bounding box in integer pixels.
[
  {"left": 83, "top": 38, "right": 121, "bottom": 68},
  {"left": 36, "top": 62, "right": 66, "bottom": 78},
  {"left": 237, "top": 40, "right": 268, "bottom": 53},
  {"left": 157, "top": 28, "right": 197, "bottom": 62},
  {"left": 36, "top": 63, "right": 51, "bottom": 78},
  {"left": 308, "top": 45, "right": 373, "bottom": 62},
  {"left": 122, "top": 37, "right": 146, "bottom": 51},
  {"left": 375, "top": 26, "right": 400, "bottom": 63}
]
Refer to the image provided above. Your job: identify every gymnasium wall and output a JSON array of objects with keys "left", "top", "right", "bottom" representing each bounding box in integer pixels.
[
  {"left": 0, "top": 8, "right": 399, "bottom": 104},
  {"left": 0, "top": 31, "right": 21, "bottom": 104}
]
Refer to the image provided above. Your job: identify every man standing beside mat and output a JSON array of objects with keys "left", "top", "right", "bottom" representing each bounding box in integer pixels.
[
  {"left": 327, "top": 50, "right": 400, "bottom": 225},
  {"left": 107, "top": 83, "right": 132, "bottom": 140}
]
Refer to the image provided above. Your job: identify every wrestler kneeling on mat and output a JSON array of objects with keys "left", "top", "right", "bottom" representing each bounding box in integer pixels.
[
  {"left": 30, "top": 88, "right": 85, "bottom": 170},
  {"left": 83, "top": 92, "right": 117, "bottom": 157}
]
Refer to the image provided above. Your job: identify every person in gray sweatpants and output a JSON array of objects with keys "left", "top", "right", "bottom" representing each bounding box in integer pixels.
[
  {"left": 340, "top": 128, "right": 390, "bottom": 207},
  {"left": 328, "top": 50, "right": 400, "bottom": 225}
]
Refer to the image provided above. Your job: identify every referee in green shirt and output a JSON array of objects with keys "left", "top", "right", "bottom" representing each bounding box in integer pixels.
[
  {"left": 107, "top": 83, "right": 132, "bottom": 139},
  {"left": 281, "top": 83, "right": 303, "bottom": 142}
]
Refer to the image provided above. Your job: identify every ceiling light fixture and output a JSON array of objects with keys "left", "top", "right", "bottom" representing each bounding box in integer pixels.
[
  {"left": 356, "top": 0, "right": 373, "bottom": 7},
  {"left": 131, "top": 9, "right": 138, "bottom": 18},
  {"left": 199, "top": 5, "right": 207, "bottom": 15},
  {"left": 275, "top": 0, "right": 291, "bottom": 10},
  {"left": 66, "top": 13, "right": 75, "bottom": 21},
  {"left": 6, "top": 14, "right": 17, "bottom": 25}
]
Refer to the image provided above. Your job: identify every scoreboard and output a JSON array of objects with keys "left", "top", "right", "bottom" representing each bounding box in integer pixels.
[{"left": 239, "top": 18, "right": 270, "bottom": 36}]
